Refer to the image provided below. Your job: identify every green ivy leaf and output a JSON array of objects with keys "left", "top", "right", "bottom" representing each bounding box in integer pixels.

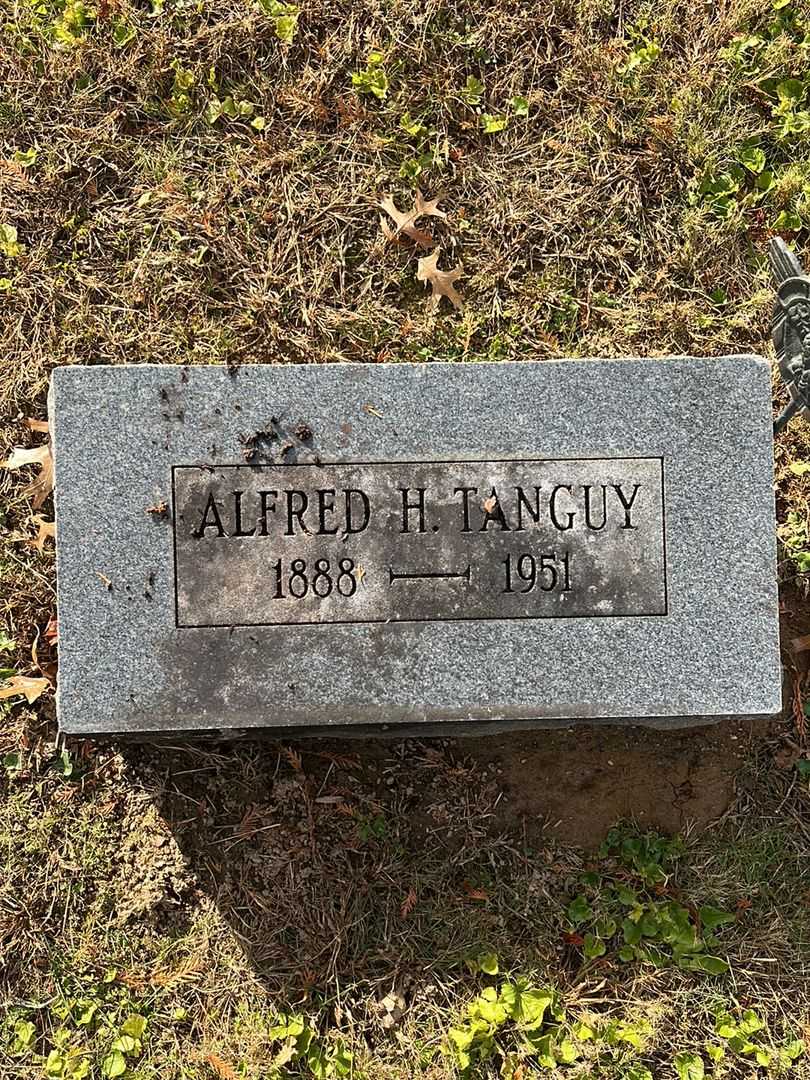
[
  {"left": 76, "top": 1001, "right": 98, "bottom": 1026},
  {"left": 571, "top": 1021, "right": 595, "bottom": 1041},
  {"left": 622, "top": 917, "right": 643, "bottom": 945},
  {"left": 583, "top": 933, "right": 606, "bottom": 959},
  {"left": 699, "top": 906, "right": 736, "bottom": 931},
  {"left": 478, "top": 952, "right": 498, "bottom": 975},
  {"left": 595, "top": 916, "right": 617, "bottom": 939},
  {"left": 715, "top": 1011, "right": 738, "bottom": 1039},
  {"left": 13, "top": 148, "right": 37, "bottom": 167},
  {"left": 461, "top": 75, "right": 485, "bottom": 105},
  {"left": 673, "top": 1051, "right": 705, "bottom": 1080},
  {"left": 679, "top": 953, "right": 729, "bottom": 975},
  {"left": 268, "top": 1014, "right": 306, "bottom": 1040},
  {"left": 0, "top": 223, "right": 23, "bottom": 258},
  {"left": 739, "top": 1009, "right": 764, "bottom": 1035},
  {"left": 567, "top": 895, "right": 593, "bottom": 926},
  {"left": 639, "top": 910, "right": 660, "bottom": 937},
  {"left": 45, "top": 1050, "right": 66, "bottom": 1078},
  {"left": 783, "top": 1038, "right": 805, "bottom": 1061},
  {"left": 448, "top": 1026, "right": 475, "bottom": 1052},
  {"left": 3, "top": 752, "right": 21, "bottom": 775},
  {"left": 274, "top": 13, "right": 296, "bottom": 41},
  {"left": 728, "top": 1035, "right": 757, "bottom": 1055},
  {"left": 527, "top": 1032, "right": 556, "bottom": 1068},
  {"left": 351, "top": 59, "right": 388, "bottom": 100},
  {"left": 101, "top": 1050, "right": 127, "bottom": 1078},
  {"left": 499, "top": 981, "right": 554, "bottom": 1027},
  {"left": 112, "top": 19, "right": 137, "bottom": 46},
  {"left": 777, "top": 79, "right": 805, "bottom": 104},
  {"left": 11, "top": 1019, "right": 36, "bottom": 1053},
  {"left": 481, "top": 113, "right": 508, "bottom": 134},
  {"left": 110, "top": 1035, "right": 138, "bottom": 1054},
  {"left": 738, "top": 145, "right": 766, "bottom": 174},
  {"left": 472, "top": 989, "right": 506, "bottom": 1026},
  {"left": 556, "top": 1038, "right": 578, "bottom": 1064},
  {"left": 52, "top": 749, "right": 75, "bottom": 779},
  {"left": 614, "top": 1020, "right": 652, "bottom": 1050},
  {"left": 773, "top": 208, "right": 802, "bottom": 231}
]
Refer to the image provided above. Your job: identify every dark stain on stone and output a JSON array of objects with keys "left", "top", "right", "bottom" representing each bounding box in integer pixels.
[
  {"left": 144, "top": 571, "right": 156, "bottom": 600},
  {"left": 159, "top": 385, "right": 185, "bottom": 423},
  {"left": 240, "top": 418, "right": 319, "bottom": 465},
  {"left": 240, "top": 419, "right": 280, "bottom": 463}
]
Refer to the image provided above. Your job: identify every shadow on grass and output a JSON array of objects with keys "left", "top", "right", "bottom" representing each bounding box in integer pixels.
[
  {"left": 127, "top": 737, "right": 572, "bottom": 1004},
  {"left": 121, "top": 714, "right": 786, "bottom": 1007}
]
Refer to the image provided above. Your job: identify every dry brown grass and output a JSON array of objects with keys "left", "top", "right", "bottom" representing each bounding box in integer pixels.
[
  {"left": 3, "top": 0, "right": 810, "bottom": 1075},
  {"left": 0, "top": 0, "right": 796, "bottom": 418}
]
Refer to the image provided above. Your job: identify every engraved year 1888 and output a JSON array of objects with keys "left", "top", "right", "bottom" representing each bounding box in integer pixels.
[{"left": 271, "top": 557, "right": 359, "bottom": 599}]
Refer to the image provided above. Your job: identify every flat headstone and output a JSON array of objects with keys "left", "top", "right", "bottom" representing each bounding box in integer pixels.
[{"left": 49, "top": 357, "right": 781, "bottom": 738}]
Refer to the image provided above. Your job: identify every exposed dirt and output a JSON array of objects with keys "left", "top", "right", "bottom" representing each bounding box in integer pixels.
[{"left": 469, "top": 718, "right": 772, "bottom": 848}]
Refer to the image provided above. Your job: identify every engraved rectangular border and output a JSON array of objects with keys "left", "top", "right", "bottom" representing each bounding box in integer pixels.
[{"left": 171, "top": 456, "right": 669, "bottom": 630}]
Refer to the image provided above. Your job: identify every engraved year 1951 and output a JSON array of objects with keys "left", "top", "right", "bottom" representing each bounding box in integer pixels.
[{"left": 502, "top": 551, "right": 572, "bottom": 594}]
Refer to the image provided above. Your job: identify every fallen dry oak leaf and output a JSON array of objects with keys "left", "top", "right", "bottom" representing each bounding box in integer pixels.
[
  {"left": 0, "top": 675, "right": 50, "bottom": 704},
  {"left": 417, "top": 250, "right": 464, "bottom": 310},
  {"left": 203, "top": 1053, "right": 240, "bottom": 1080},
  {"left": 29, "top": 514, "right": 56, "bottom": 553},
  {"left": 379, "top": 189, "right": 446, "bottom": 249},
  {"left": 399, "top": 886, "right": 417, "bottom": 918},
  {"left": 2, "top": 442, "right": 54, "bottom": 509}
]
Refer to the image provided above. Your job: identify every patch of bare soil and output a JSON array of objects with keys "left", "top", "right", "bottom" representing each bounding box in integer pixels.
[{"left": 468, "top": 718, "right": 772, "bottom": 849}]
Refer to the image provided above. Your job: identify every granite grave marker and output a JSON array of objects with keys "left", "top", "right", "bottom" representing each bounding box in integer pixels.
[{"left": 49, "top": 357, "right": 781, "bottom": 737}]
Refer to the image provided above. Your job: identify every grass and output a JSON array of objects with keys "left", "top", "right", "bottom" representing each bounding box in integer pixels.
[
  {"left": 2, "top": 739, "right": 810, "bottom": 1077},
  {"left": 3, "top": 0, "right": 810, "bottom": 1075}
]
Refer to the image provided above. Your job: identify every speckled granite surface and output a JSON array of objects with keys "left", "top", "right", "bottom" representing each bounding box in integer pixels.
[{"left": 49, "top": 357, "right": 781, "bottom": 737}]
